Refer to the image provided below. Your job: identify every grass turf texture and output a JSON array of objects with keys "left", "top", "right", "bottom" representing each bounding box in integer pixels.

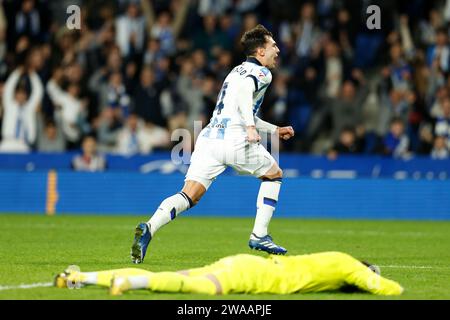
[{"left": 0, "top": 214, "right": 449, "bottom": 300}]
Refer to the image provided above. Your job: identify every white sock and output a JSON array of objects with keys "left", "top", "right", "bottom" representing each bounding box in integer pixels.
[
  {"left": 147, "top": 192, "right": 192, "bottom": 236},
  {"left": 252, "top": 179, "right": 281, "bottom": 237},
  {"left": 82, "top": 272, "right": 98, "bottom": 285},
  {"left": 128, "top": 275, "right": 150, "bottom": 289}
]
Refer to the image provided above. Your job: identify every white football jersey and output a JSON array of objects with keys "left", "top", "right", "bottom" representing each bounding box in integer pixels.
[{"left": 201, "top": 57, "right": 272, "bottom": 141}]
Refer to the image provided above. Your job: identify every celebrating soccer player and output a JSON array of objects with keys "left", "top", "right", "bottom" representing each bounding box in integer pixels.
[{"left": 130, "top": 25, "right": 295, "bottom": 264}]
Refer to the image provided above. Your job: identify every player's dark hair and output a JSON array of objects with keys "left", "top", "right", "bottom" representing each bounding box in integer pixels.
[{"left": 240, "top": 24, "right": 273, "bottom": 56}]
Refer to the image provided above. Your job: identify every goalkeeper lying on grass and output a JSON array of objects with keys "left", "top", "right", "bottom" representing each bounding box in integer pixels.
[{"left": 54, "top": 251, "right": 403, "bottom": 296}]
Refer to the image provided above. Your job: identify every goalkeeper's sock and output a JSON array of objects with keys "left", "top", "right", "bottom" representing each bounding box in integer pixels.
[
  {"left": 129, "top": 272, "right": 217, "bottom": 294},
  {"left": 81, "top": 272, "right": 98, "bottom": 285},
  {"left": 252, "top": 178, "right": 282, "bottom": 237},
  {"left": 80, "top": 268, "right": 148, "bottom": 287},
  {"left": 147, "top": 192, "right": 193, "bottom": 236}
]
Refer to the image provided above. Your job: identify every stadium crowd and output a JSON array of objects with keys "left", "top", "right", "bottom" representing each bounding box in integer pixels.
[{"left": 0, "top": 0, "right": 450, "bottom": 161}]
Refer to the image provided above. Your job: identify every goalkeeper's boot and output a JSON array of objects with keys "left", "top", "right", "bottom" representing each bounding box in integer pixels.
[
  {"left": 54, "top": 266, "right": 84, "bottom": 288},
  {"left": 110, "top": 275, "right": 131, "bottom": 296},
  {"left": 248, "top": 233, "right": 287, "bottom": 255},
  {"left": 131, "top": 222, "right": 152, "bottom": 264}
]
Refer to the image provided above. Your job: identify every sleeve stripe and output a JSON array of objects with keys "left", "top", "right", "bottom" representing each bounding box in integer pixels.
[
  {"left": 256, "top": 83, "right": 269, "bottom": 92},
  {"left": 246, "top": 75, "right": 258, "bottom": 91}
]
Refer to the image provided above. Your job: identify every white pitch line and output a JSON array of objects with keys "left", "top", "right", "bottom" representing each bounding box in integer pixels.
[
  {"left": 379, "top": 265, "right": 450, "bottom": 270},
  {"left": 0, "top": 282, "right": 53, "bottom": 291}
]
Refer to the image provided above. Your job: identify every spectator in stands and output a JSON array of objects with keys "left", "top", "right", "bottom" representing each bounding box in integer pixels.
[
  {"left": 2, "top": 0, "right": 450, "bottom": 158},
  {"left": 431, "top": 135, "right": 449, "bottom": 159},
  {"left": 419, "top": 9, "right": 443, "bottom": 47},
  {"left": 382, "top": 118, "right": 410, "bottom": 158},
  {"left": 0, "top": 82, "right": 4, "bottom": 140},
  {"left": 416, "top": 123, "right": 434, "bottom": 155},
  {"left": 329, "top": 72, "right": 368, "bottom": 142},
  {"left": 293, "top": 2, "right": 322, "bottom": 61},
  {"left": 88, "top": 47, "right": 123, "bottom": 97},
  {"left": 331, "top": 8, "right": 355, "bottom": 60},
  {"left": 109, "top": 71, "right": 131, "bottom": 117},
  {"left": 434, "top": 96, "right": 450, "bottom": 149},
  {"left": 142, "top": 0, "right": 190, "bottom": 56},
  {"left": 13, "top": 0, "right": 43, "bottom": 42},
  {"left": 115, "top": 113, "right": 169, "bottom": 156},
  {"left": 46, "top": 68, "right": 88, "bottom": 148},
  {"left": 0, "top": 2, "right": 6, "bottom": 61},
  {"left": 426, "top": 27, "right": 450, "bottom": 74},
  {"left": 96, "top": 108, "right": 121, "bottom": 153},
  {"left": 379, "top": 85, "right": 416, "bottom": 136},
  {"left": 385, "top": 43, "right": 413, "bottom": 92},
  {"left": 72, "top": 135, "right": 107, "bottom": 172},
  {"left": 36, "top": 114, "right": 66, "bottom": 152},
  {"left": 176, "top": 56, "right": 205, "bottom": 130},
  {"left": 319, "top": 39, "right": 350, "bottom": 100},
  {"left": 327, "top": 126, "right": 362, "bottom": 160},
  {"left": 193, "top": 15, "right": 230, "bottom": 58},
  {"left": 198, "top": 0, "right": 232, "bottom": 17},
  {"left": 0, "top": 67, "right": 43, "bottom": 152},
  {"left": 131, "top": 66, "right": 166, "bottom": 127},
  {"left": 115, "top": 1, "right": 146, "bottom": 58},
  {"left": 143, "top": 38, "right": 165, "bottom": 67}
]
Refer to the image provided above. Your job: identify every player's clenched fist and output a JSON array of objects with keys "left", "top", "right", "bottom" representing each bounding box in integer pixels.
[
  {"left": 277, "top": 126, "right": 295, "bottom": 140},
  {"left": 246, "top": 126, "right": 261, "bottom": 143}
]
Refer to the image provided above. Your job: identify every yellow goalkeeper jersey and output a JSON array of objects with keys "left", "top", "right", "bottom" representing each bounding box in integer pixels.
[{"left": 210, "top": 252, "right": 403, "bottom": 296}]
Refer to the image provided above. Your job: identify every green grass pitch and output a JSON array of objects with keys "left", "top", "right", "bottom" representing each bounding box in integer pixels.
[{"left": 0, "top": 214, "right": 449, "bottom": 299}]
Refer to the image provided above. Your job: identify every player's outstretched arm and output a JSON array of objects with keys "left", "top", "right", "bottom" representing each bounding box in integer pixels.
[
  {"left": 345, "top": 265, "right": 404, "bottom": 296},
  {"left": 254, "top": 117, "right": 294, "bottom": 140}
]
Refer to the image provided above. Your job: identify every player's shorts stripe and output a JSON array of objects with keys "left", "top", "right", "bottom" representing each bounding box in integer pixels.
[
  {"left": 170, "top": 207, "right": 176, "bottom": 220},
  {"left": 263, "top": 197, "right": 277, "bottom": 207},
  {"left": 246, "top": 75, "right": 259, "bottom": 91}
]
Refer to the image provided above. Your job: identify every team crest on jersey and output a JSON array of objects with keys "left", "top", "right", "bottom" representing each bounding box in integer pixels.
[{"left": 258, "top": 67, "right": 269, "bottom": 79}]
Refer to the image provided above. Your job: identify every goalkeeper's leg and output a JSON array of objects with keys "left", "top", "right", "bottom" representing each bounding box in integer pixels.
[
  {"left": 55, "top": 267, "right": 151, "bottom": 288},
  {"left": 110, "top": 272, "right": 221, "bottom": 296}
]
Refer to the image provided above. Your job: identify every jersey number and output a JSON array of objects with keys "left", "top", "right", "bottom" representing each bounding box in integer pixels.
[{"left": 215, "top": 82, "right": 228, "bottom": 115}]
